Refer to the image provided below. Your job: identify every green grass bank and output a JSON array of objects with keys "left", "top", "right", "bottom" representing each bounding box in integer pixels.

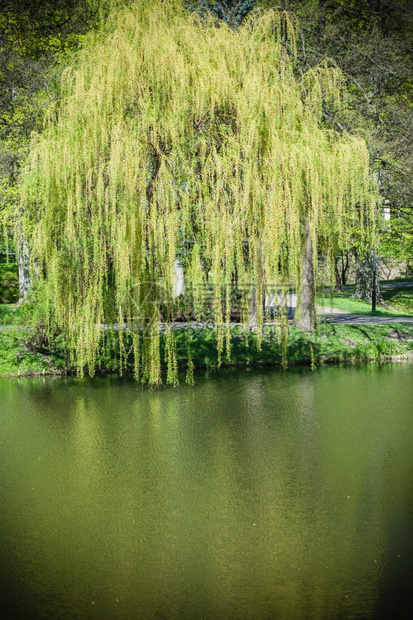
[
  {"left": 1, "top": 311, "right": 413, "bottom": 379},
  {"left": 321, "top": 284, "right": 413, "bottom": 316}
]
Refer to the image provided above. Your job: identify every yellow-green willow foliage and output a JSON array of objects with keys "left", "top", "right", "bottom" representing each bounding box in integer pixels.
[{"left": 20, "top": 0, "right": 375, "bottom": 384}]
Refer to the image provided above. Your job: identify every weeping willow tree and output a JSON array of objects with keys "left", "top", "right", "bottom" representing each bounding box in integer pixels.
[{"left": 19, "top": 0, "right": 376, "bottom": 384}]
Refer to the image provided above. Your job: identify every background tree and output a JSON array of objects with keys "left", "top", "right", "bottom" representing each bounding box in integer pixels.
[
  {"left": 0, "top": 0, "right": 104, "bottom": 297},
  {"left": 258, "top": 0, "right": 413, "bottom": 298}
]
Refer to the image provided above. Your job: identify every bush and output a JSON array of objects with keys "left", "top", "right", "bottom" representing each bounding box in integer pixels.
[{"left": 0, "top": 263, "right": 18, "bottom": 303}]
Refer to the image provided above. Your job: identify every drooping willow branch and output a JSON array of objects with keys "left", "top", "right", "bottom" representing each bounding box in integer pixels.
[{"left": 19, "top": 0, "right": 376, "bottom": 383}]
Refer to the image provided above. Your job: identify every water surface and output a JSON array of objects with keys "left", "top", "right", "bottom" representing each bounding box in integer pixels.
[{"left": 1, "top": 364, "right": 413, "bottom": 619}]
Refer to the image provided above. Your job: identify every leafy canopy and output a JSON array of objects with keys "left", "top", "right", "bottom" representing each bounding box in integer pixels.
[{"left": 20, "top": 0, "right": 375, "bottom": 383}]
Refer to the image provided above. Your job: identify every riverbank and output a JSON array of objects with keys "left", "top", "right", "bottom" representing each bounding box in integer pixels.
[{"left": 1, "top": 322, "right": 413, "bottom": 379}]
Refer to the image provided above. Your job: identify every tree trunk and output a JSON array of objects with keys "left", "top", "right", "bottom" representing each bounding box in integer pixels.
[
  {"left": 293, "top": 217, "right": 316, "bottom": 330},
  {"left": 341, "top": 252, "right": 349, "bottom": 286},
  {"left": 248, "top": 281, "right": 266, "bottom": 329},
  {"left": 353, "top": 253, "right": 384, "bottom": 304},
  {"left": 172, "top": 258, "right": 185, "bottom": 298},
  {"left": 334, "top": 256, "right": 342, "bottom": 292},
  {"left": 18, "top": 237, "right": 30, "bottom": 302},
  {"left": 334, "top": 252, "right": 350, "bottom": 291},
  {"left": 248, "top": 281, "right": 259, "bottom": 329},
  {"left": 248, "top": 239, "right": 266, "bottom": 329}
]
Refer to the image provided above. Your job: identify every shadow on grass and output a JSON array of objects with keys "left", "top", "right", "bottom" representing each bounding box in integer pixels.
[{"left": 381, "top": 287, "right": 413, "bottom": 315}]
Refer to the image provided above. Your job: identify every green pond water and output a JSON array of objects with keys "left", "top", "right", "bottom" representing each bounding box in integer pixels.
[{"left": 0, "top": 364, "right": 413, "bottom": 619}]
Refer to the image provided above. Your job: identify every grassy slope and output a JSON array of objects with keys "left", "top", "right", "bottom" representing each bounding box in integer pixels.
[
  {"left": 320, "top": 284, "right": 413, "bottom": 316},
  {"left": 0, "top": 304, "right": 68, "bottom": 375},
  {"left": 1, "top": 307, "right": 413, "bottom": 378},
  {"left": 179, "top": 324, "right": 413, "bottom": 369}
]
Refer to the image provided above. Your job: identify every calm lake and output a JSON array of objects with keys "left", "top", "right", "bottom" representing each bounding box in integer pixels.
[{"left": 1, "top": 364, "right": 413, "bottom": 619}]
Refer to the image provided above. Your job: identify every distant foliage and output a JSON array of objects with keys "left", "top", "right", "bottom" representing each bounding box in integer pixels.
[
  {"left": 259, "top": 0, "right": 413, "bottom": 280},
  {"left": 183, "top": 1, "right": 254, "bottom": 28},
  {"left": 20, "top": 0, "right": 375, "bottom": 384},
  {"left": 0, "top": 263, "right": 18, "bottom": 303}
]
